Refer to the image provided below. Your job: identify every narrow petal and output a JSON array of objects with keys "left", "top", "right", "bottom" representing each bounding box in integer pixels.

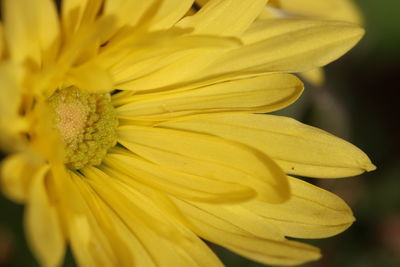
[
  {"left": 35, "top": 16, "right": 116, "bottom": 97},
  {"left": 173, "top": 197, "right": 321, "bottom": 266},
  {"left": 204, "top": 19, "right": 364, "bottom": 75},
  {"left": 177, "top": 200, "right": 284, "bottom": 241},
  {"left": 1, "top": 153, "right": 43, "bottom": 203},
  {"left": 104, "top": 32, "right": 239, "bottom": 91},
  {"left": 24, "top": 165, "right": 65, "bottom": 267},
  {"left": 147, "top": 0, "right": 194, "bottom": 30},
  {"left": 62, "top": 0, "right": 103, "bottom": 40},
  {"left": 67, "top": 62, "right": 114, "bottom": 93},
  {"left": 67, "top": 171, "right": 154, "bottom": 267},
  {"left": 117, "top": 125, "right": 290, "bottom": 203},
  {"left": 80, "top": 167, "right": 224, "bottom": 267},
  {"left": 0, "top": 63, "right": 26, "bottom": 152},
  {"left": 299, "top": 67, "right": 325, "bottom": 86},
  {"left": 116, "top": 73, "right": 302, "bottom": 120},
  {"left": 0, "top": 23, "right": 4, "bottom": 58},
  {"left": 114, "top": 19, "right": 363, "bottom": 92},
  {"left": 3, "top": 0, "right": 60, "bottom": 66},
  {"left": 104, "top": 0, "right": 193, "bottom": 31},
  {"left": 177, "top": 0, "right": 268, "bottom": 36},
  {"left": 160, "top": 114, "right": 376, "bottom": 178},
  {"left": 104, "top": 149, "right": 255, "bottom": 203},
  {"left": 244, "top": 177, "right": 355, "bottom": 238},
  {"left": 276, "top": 0, "right": 363, "bottom": 24}
]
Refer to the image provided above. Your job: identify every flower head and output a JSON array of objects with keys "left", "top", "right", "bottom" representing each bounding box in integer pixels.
[{"left": 0, "top": 1, "right": 374, "bottom": 267}]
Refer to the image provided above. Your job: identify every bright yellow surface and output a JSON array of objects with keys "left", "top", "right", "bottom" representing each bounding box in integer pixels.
[{"left": 0, "top": 0, "right": 373, "bottom": 266}]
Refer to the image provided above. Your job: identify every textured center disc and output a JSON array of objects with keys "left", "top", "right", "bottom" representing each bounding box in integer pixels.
[{"left": 48, "top": 87, "right": 118, "bottom": 170}]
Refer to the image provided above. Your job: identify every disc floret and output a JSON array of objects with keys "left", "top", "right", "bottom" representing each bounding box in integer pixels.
[{"left": 48, "top": 87, "right": 118, "bottom": 170}]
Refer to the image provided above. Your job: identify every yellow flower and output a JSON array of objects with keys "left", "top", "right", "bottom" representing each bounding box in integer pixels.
[
  {"left": 195, "top": 0, "right": 363, "bottom": 85},
  {"left": 0, "top": 1, "right": 374, "bottom": 267},
  {"left": 265, "top": 0, "right": 364, "bottom": 85}
]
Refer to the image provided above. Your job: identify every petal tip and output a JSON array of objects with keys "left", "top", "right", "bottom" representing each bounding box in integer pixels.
[{"left": 365, "top": 162, "right": 377, "bottom": 172}]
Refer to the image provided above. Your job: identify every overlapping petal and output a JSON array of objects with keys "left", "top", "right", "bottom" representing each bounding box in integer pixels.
[
  {"left": 3, "top": 0, "right": 60, "bottom": 66},
  {"left": 115, "top": 73, "right": 303, "bottom": 120},
  {"left": 115, "top": 19, "right": 363, "bottom": 92},
  {"left": 117, "top": 125, "right": 290, "bottom": 203},
  {"left": 24, "top": 165, "right": 65, "bottom": 267},
  {"left": 67, "top": 167, "right": 225, "bottom": 267},
  {"left": 0, "top": 1, "right": 373, "bottom": 267},
  {"left": 172, "top": 197, "right": 321, "bottom": 266},
  {"left": 103, "top": 148, "right": 255, "bottom": 203},
  {"left": 205, "top": 19, "right": 364, "bottom": 75},
  {"left": 243, "top": 177, "right": 355, "bottom": 239},
  {"left": 271, "top": 0, "right": 363, "bottom": 24},
  {"left": 0, "top": 152, "right": 45, "bottom": 203},
  {"left": 160, "top": 113, "right": 375, "bottom": 178},
  {"left": 177, "top": 0, "right": 267, "bottom": 36}
]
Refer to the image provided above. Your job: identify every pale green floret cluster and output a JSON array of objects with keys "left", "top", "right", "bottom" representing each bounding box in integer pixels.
[{"left": 48, "top": 87, "right": 118, "bottom": 170}]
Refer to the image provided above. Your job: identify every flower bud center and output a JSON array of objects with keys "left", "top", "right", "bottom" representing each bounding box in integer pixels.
[{"left": 48, "top": 87, "right": 118, "bottom": 170}]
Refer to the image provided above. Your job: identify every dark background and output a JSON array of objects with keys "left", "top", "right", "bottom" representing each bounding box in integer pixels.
[{"left": 1, "top": 0, "right": 399, "bottom": 266}]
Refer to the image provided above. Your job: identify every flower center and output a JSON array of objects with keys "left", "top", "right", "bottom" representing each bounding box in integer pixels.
[{"left": 48, "top": 87, "right": 118, "bottom": 170}]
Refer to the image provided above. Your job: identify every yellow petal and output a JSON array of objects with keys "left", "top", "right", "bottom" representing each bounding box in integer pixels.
[
  {"left": 177, "top": 0, "right": 268, "bottom": 36},
  {"left": 147, "top": 0, "right": 195, "bottom": 30},
  {"left": 181, "top": 200, "right": 284, "bottom": 240},
  {"left": 160, "top": 114, "right": 376, "bottom": 178},
  {"left": 205, "top": 19, "right": 364, "bottom": 75},
  {"left": 3, "top": 0, "right": 60, "bottom": 66},
  {"left": 104, "top": 149, "right": 255, "bottom": 203},
  {"left": 116, "top": 73, "right": 302, "bottom": 120},
  {"left": 0, "top": 63, "right": 26, "bottom": 152},
  {"left": 244, "top": 177, "right": 355, "bottom": 239},
  {"left": 81, "top": 167, "right": 224, "bottom": 267},
  {"left": 67, "top": 172, "right": 151, "bottom": 267},
  {"left": 1, "top": 153, "right": 43, "bottom": 203},
  {"left": 173, "top": 197, "right": 321, "bottom": 266},
  {"left": 0, "top": 23, "right": 4, "bottom": 58},
  {"left": 117, "top": 125, "right": 290, "bottom": 203},
  {"left": 276, "top": 0, "right": 363, "bottom": 24},
  {"left": 103, "top": 0, "right": 193, "bottom": 31},
  {"left": 67, "top": 62, "right": 114, "bottom": 93},
  {"left": 117, "top": 19, "right": 364, "bottom": 92},
  {"left": 104, "top": 32, "right": 239, "bottom": 91},
  {"left": 24, "top": 165, "right": 65, "bottom": 267},
  {"left": 35, "top": 16, "right": 116, "bottom": 97},
  {"left": 62, "top": 0, "right": 103, "bottom": 40},
  {"left": 300, "top": 67, "right": 325, "bottom": 86}
]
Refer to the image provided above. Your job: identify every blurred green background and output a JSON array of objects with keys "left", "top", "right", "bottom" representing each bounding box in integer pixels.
[{"left": 1, "top": 0, "right": 399, "bottom": 266}]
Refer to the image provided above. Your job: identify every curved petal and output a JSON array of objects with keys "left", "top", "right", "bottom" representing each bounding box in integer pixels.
[
  {"left": 205, "top": 19, "right": 364, "bottom": 75},
  {"left": 159, "top": 113, "right": 376, "bottom": 178},
  {"left": 24, "top": 165, "right": 65, "bottom": 267},
  {"left": 67, "top": 62, "right": 113, "bottom": 93},
  {"left": 244, "top": 177, "right": 355, "bottom": 239},
  {"left": 104, "top": 149, "right": 255, "bottom": 203},
  {"left": 66, "top": 171, "right": 149, "bottom": 267},
  {"left": 76, "top": 167, "right": 224, "bottom": 267},
  {"left": 116, "top": 73, "right": 303, "bottom": 120},
  {"left": 117, "top": 125, "right": 290, "bottom": 203},
  {"left": 114, "top": 19, "right": 363, "bottom": 92},
  {"left": 0, "top": 63, "right": 26, "bottom": 152},
  {"left": 104, "top": 0, "right": 193, "bottom": 31},
  {"left": 299, "top": 67, "right": 325, "bottom": 86},
  {"left": 172, "top": 197, "right": 321, "bottom": 266},
  {"left": 276, "top": 0, "right": 363, "bottom": 24},
  {"left": 62, "top": 0, "right": 103, "bottom": 40},
  {"left": 1, "top": 152, "right": 43, "bottom": 203},
  {"left": 3, "top": 0, "right": 60, "bottom": 66},
  {"left": 0, "top": 23, "right": 4, "bottom": 58},
  {"left": 177, "top": 0, "right": 267, "bottom": 36}
]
